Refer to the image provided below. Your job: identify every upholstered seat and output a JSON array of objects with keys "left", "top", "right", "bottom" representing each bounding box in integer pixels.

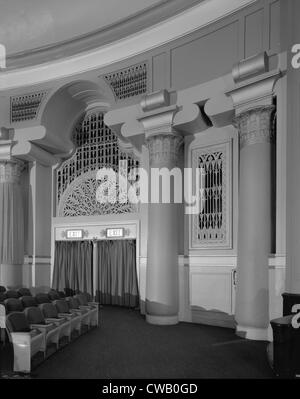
[
  {"left": 0, "top": 286, "right": 6, "bottom": 293},
  {"left": 6, "top": 312, "right": 44, "bottom": 373},
  {"left": 67, "top": 297, "right": 91, "bottom": 329},
  {"left": 74, "top": 294, "right": 99, "bottom": 327},
  {"left": 35, "top": 293, "right": 51, "bottom": 304},
  {"left": 0, "top": 292, "right": 7, "bottom": 303},
  {"left": 18, "top": 288, "right": 32, "bottom": 297},
  {"left": 39, "top": 303, "right": 72, "bottom": 342},
  {"left": 4, "top": 298, "right": 23, "bottom": 313},
  {"left": 5, "top": 290, "right": 20, "bottom": 299},
  {"left": 53, "top": 300, "right": 81, "bottom": 334},
  {"left": 24, "top": 307, "right": 61, "bottom": 356},
  {"left": 21, "top": 296, "right": 38, "bottom": 308},
  {"left": 48, "top": 290, "right": 60, "bottom": 301}
]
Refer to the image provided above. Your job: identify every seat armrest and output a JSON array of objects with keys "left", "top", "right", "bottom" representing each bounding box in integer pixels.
[
  {"left": 30, "top": 323, "right": 54, "bottom": 332},
  {"left": 58, "top": 312, "right": 72, "bottom": 318},
  {"left": 45, "top": 317, "right": 65, "bottom": 324}
]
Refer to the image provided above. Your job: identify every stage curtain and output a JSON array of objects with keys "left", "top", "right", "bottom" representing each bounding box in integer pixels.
[
  {"left": 96, "top": 240, "right": 139, "bottom": 308},
  {"left": 52, "top": 240, "right": 93, "bottom": 295},
  {"left": 0, "top": 182, "right": 24, "bottom": 264}
]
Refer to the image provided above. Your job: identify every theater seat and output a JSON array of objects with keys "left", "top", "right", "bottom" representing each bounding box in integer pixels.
[
  {"left": 53, "top": 300, "right": 81, "bottom": 335},
  {"left": 21, "top": 296, "right": 38, "bottom": 308},
  {"left": 18, "top": 288, "right": 32, "bottom": 297},
  {"left": 0, "top": 303, "right": 6, "bottom": 344},
  {"left": 6, "top": 312, "right": 44, "bottom": 373},
  {"left": 48, "top": 290, "right": 60, "bottom": 301},
  {"left": 24, "top": 307, "right": 60, "bottom": 357},
  {"left": 0, "top": 286, "right": 6, "bottom": 293},
  {"left": 4, "top": 298, "right": 23, "bottom": 313},
  {"left": 74, "top": 294, "right": 99, "bottom": 327},
  {"left": 67, "top": 297, "right": 91, "bottom": 329},
  {"left": 35, "top": 293, "right": 51, "bottom": 304},
  {"left": 0, "top": 292, "right": 7, "bottom": 303},
  {"left": 5, "top": 290, "right": 20, "bottom": 299},
  {"left": 39, "top": 303, "right": 72, "bottom": 342}
]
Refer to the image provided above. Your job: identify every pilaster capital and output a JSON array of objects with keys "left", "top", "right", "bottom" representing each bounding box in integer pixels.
[{"left": 233, "top": 105, "right": 275, "bottom": 148}]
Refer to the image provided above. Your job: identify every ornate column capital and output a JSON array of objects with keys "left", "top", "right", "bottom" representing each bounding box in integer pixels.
[
  {"left": 233, "top": 105, "right": 275, "bottom": 149},
  {"left": 146, "top": 134, "right": 183, "bottom": 165},
  {"left": 0, "top": 159, "right": 25, "bottom": 183}
]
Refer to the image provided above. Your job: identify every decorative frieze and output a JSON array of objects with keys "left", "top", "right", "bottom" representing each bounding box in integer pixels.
[
  {"left": 234, "top": 106, "right": 275, "bottom": 149},
  {"left": 10, "top": 91, "right": 47, "bottom": 123},
  {"left": 104, "top": 62, "right": 148, "bottom": 101}
]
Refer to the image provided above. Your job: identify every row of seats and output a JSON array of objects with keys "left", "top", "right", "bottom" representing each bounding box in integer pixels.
[{"left": 0, "top": 288, "right": 99, "bottom": 374}]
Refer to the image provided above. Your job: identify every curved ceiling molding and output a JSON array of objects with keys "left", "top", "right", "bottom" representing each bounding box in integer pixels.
[{"left": 0, "top": 0, "right": 257, "bottom": 91}]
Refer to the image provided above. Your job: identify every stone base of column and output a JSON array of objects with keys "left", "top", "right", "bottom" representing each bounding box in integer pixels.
[
  {"left": 146, "top": 314, "right": 179, "bottom": 326},
  {"left": 236, "top": 324, "right": 269, "bottom": 341}
]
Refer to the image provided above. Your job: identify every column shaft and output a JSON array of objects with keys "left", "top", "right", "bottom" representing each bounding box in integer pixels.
[
  {"left": 146, "top": 134, "right": 182, "bottom": 325},
  {"left": 235, "top": 106, "right": 275, "bottom": 340}
]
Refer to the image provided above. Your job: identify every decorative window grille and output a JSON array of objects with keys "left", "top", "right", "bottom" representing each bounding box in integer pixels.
[
  {"left": 104, "top": 62, "right": 148, "bottom": 101},
  {"left": 10, "top": 91, "right": 46, "bottom": 123},
  {"left": 191, "top": 142, "right": 231, "bottom": 249},
  {"left": 56, "top": 110, "right": 139, "bottom": 217}
]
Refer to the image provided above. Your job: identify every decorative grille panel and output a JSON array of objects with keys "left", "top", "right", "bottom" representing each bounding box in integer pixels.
[
  {"left": 104, "top": 62, "right": 148, "bottom": 101},
  {"left": 10, "top": 91, "right": 46, "bottom": 123},
  {"left": 56, "top": 110, "right": 139, "bottom": 217},
  {"left": 191, "top": 142, "right": 231, "bottom": 249}
]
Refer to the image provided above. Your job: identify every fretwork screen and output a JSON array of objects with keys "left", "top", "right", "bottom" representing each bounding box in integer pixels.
[
  {"left": 191, "top": 142, "right": 231, "bottom": 249},
  {"left": 56, "top": 110, "right": 139, "bottom": 217}
]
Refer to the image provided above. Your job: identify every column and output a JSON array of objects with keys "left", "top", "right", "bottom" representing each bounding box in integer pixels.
[
  {"left": 234, "top": 106, "right": 275, "bottom": 340},
  {"left": 0, "top": 159, "right": 25, "bottom": 287},
  {"left": 145, "top": 133, "right": 183, "bottom": 325}
]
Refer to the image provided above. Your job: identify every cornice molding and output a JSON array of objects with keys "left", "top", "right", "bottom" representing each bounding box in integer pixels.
[{"left": 0, "top": 0, "right": 257, "bottom": 90}]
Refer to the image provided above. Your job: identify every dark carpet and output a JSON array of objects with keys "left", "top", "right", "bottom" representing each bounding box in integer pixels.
[{"left": 1, "top": 306, "right": 275, "bottom": 379}]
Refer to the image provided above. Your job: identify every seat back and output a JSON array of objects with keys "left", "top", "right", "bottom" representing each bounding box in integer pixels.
[
  {"left": 40, "top": 303, "right": 59, "bottom": 319},
  {"left": 21, "top": 296, "right": 38, "bottom": 308},
  {"left": 67, "top": 297, "right": 80, "bottom": 309},
  {"left": 74, "top": 294, "right": 88, "bottom": 306},
  {"left": 0, "top": 286, "right": 6, "bottom": 293},
  {"left": 18, "top": 288, "right": 32, "bottom": 297},
  {"left": 4, "top": 298, "right": 23, "bottom": 313},
  {"left": 35, "top": 293, "right": 51, "bottom": 304},
  {"left": 24, "top": 307, "right": 45, "bottom": 325},
  {"left": 64, "top": 288, "right": 75, "bottom": 297},
  {"left": 0, "top": 292, "right": 7, "bottom": 303},
  {"left": 5, "top": 290, "right": 20, "bottom": 299},
  {"left": 54, "top": 299, "right": 70, "bottom": 314},
  {"left": 6, "top": 312, "right": 31, "bottom": 332},
  {"left": 48, "top": 290, "right": 60, "bottom": 301}
]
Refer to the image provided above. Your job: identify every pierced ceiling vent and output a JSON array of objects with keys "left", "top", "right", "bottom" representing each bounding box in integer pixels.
[
  {"left": 103, "top": 62, "right": 148, "bottom": 101},
  {"left": 10, "top": 91, "right": 47, "bottom": 123}
]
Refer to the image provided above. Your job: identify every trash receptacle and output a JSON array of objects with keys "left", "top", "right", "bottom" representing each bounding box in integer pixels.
[
  {"left": 282, "top": 293, "right": 300, "bottom": 316},
  {"left": 270, "top": 315, "right": 300, "bottom": 378}
]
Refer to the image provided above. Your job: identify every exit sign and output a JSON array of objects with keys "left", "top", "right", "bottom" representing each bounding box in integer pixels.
[
  {"left": 106, "top": 228, "right": 124, "bottom": 238},
  {"left": 66, "top": 229, "right": 83, "bottom": 239}
]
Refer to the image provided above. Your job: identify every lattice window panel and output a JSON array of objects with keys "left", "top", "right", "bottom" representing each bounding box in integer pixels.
[
  {"left": 104, "top": 62, "right": 148, "bottom": 101},
  {"left": 56, "top": 110, "right": 139, "bottom": 217},
  {"left": 191, "top": 142, "right": 231, "bottom": 249},
  {"left": 10, "top": 91, "right": 46, "bottom": 123}
]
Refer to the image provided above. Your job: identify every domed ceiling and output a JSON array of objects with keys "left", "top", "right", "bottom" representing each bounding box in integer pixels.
[{"left": 0, "top": 0, "right": 202, "bottom": 56}]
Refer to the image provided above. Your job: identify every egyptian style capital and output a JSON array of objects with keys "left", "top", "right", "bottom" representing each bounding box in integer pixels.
[
  {"left": 233, "top": 105, "right": 275, "bottom": 149},
  {"left": 146, "top": 133, "right": 183, "bottom": 165}
]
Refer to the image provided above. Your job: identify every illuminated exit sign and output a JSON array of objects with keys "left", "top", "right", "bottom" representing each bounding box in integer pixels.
[
  {"left": 66, "top": 229, "right": 83, "bottom": 239},
  {"left": 106, "top": 228, "right": 124, "bottom": 238}
]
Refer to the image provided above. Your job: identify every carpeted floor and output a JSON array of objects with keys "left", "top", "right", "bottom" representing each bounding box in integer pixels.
[{"left": 1, "top": 306, "right": 275, "bottom": 379}]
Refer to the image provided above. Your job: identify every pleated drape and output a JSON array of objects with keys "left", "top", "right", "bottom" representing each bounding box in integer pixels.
[
  {"left": 52, "top": 241, "right": 93, "bottom": 295},
  {"left": 96, "top": 240, "right": 139, "bottom": 308},
  {"left": 0, "top": 182, "right": 24, "bottom": 264}
]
